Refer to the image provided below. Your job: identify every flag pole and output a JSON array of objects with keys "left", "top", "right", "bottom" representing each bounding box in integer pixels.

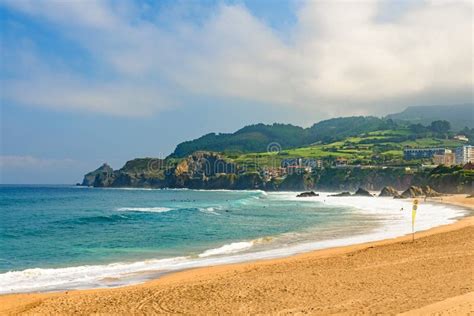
[{"left": 412, "top": 199, "right": 418, "bottom": 243}]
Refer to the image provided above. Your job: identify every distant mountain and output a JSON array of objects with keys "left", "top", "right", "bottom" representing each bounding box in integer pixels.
[
  {"left": 171, "top": 117, "right": 390, "bottom": 157},
  {"left": 386, "top": 104, "right": 473, "bottom": 131}
]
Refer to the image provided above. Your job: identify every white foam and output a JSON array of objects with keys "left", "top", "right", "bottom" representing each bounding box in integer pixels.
[
  {"left": 1, "top": 193, "right": 469, "bottom": 294},
  {"left": 116, "top": 207, "right": 174, "bottom": 213},
  {"left": 198, "top": 241, "right": 254, "bottom": 257},
  {"left": 198, "top": 207, "right": 221, "bottom": 215}
]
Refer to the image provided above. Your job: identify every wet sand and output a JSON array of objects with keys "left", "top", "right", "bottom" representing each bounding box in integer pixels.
[{"left": 1, "top": 195, "right": 473, "bottom": 315}]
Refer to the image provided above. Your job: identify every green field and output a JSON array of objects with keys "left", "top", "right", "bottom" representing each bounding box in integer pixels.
[{"left": 228, "top": 128, "right": 466, "bottom": 169}]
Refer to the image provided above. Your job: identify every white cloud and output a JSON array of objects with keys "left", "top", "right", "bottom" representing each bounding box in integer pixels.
[{"left": 1, "top": 0, "right": 472, "bottom": 117}]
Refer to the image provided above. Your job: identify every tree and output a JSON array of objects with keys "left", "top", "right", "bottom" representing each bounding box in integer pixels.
[
  {"left": 409, "top": 123, "right": 428, "bottom": 134},
  {"left": 429, "top": 120, "right": 451, "bottom": 134}
]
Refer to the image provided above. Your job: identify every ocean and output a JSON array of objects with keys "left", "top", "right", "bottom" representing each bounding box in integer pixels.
[{"left": 0, "top": 185, "right": 469, "bottom": 294}]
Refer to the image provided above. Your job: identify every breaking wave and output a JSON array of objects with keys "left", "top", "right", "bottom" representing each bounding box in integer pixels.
[
  {"left": 116, "top": 207, "right": 174, "bottom": 213},
  {"left": 198, "top": 241, "right": 254, "bottom": 257}
]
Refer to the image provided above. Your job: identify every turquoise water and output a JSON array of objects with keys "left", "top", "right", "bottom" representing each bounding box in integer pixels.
[
  {"left": 0, "top": 185, "right": 354, "bottom": 273},
  {"left": 0, "top": 185, "right": 466, "bottom": 293}
]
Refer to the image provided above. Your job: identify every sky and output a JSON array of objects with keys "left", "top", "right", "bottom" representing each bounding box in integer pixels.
[{"left": 0, "top": 0, "right": 472, "bottom": 184}]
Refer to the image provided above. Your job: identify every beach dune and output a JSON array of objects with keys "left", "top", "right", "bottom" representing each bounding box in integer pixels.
[{"left": 1, "top": 196, "right": 473, "bottom": 315}]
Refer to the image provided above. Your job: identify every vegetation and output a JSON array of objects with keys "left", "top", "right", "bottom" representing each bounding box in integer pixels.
[
  {"left": 171, "top": 104, "right": 473, "bottom": 158},
  {"left": 172, "top": 117, "right": 394, "bottom": 157},
  {"left": 84, "top": 106, "right": 473, "bottom": 193},
  {"left": 227, "top": 127, "right": 466, "bottom": 169},
  {"left": 172, "top": 123, "right": 311, "bottom": 157}
]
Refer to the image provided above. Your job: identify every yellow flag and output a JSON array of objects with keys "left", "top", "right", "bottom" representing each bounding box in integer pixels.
[{"left": 412, "top": 199, "right": 418, "bottom": 241}]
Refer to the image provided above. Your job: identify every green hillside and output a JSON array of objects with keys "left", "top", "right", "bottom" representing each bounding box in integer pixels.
[
  {"left": 172, "top": 123, "right": 312, "bottom": 157},
  {"left": 172, "top": 117, "right": 391, "bottom": 157},
  {"left": 171, "top": 104, "right": 473, "bottom": 158},
  {"left": 229, "top": 128, "right": 466, "bottom": 170}
]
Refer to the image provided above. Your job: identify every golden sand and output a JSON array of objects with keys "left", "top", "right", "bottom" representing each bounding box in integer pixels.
[{"left": 1, "top": 195, "right": 473, "bottom": 315}]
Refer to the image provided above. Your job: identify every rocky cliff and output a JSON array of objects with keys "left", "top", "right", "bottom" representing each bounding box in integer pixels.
[
  {"left": 81, "top": 163, "right": 114, "bottom": 187},
  {"left": 81, "top": 153, "right": 473, "bottom": 193},
  {"left": 81, "top": 153, "right": 265, "bottom": 190}
]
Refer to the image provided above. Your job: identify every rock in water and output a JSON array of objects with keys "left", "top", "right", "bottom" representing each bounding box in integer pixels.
[
  {"left": 398, "top": 186, "right": 425, "bottom": 198},
  {"left": 397, "top": 185, "right": 443, "bottom": 198},
  {"left": 353, "top": 188, "right": 373, "bottom": 197},
  {"left": 379, "top": 186, "right": 400, "bottom": 197},
  {"left": 421, "top": 185, "right": 443, "bottom": 197},
  {"left": 296, "top": 191, "right": 319, "bottom": 197},
  {"left": 329, "top": 191, "right": 352, "bottom": 197}
]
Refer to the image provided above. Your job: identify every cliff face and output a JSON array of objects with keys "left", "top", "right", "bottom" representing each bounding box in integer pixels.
[
  {"left": 314, "top": 168, "right": 413, "bottom": 191},
  {"left": 82, "top": 163, "right": 114, "bottom": 187},
  {"left": 81, "top": 153, "right": 263, "bottom": 190},
  {"left": 81, "top": 154, "right": 473, "bottom": 193}
]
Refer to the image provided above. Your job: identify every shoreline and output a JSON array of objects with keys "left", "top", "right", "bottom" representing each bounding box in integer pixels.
[
  {"left": 1, "top": 194, "right": 473, "bottom": 314},
  {"left": 1, "top": 192, "right": 469, "bottom": 295}
]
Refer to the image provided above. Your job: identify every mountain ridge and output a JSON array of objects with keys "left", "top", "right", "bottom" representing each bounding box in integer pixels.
[
  {"left": 171, "top": 104, "right": 472, "bottom": 157},
  {"left": 386, "top": 104, "right": 473, "bottom": 131}
]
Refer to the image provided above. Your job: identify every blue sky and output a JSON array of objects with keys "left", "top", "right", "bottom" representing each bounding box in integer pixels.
[{"left": 0, "top": 0, "right": 472, "bottom": 184}]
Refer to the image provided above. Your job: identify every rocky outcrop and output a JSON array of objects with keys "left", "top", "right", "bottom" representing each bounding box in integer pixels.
[
  {"left": 379, "top": 186, "right": 400, "bottom": 197},
  {"left": 297, "top": 191, "right": 319, "bottom": 197},
  {"left": 277, "top": 174, "right": 314, "bottom": 191},
  {"left": 329, "top": 188, "right": 372, "bottom": 197},
  {"left": 398, "top": 186, "right": 424, "bottom": 198},
  {"left": 353, "top": 188, "right": 373, "bottom": 197},
  {"left": 81, "top": 154, "right": 471, "bottom": 193},
  {"left": 422, "top": 185, "right": 443, "bottom": 197},
  {"left": 175, "top": 152, "right": 238, "bottom": 178},
  {"left": 329, "top": 191, "right": 352, "bottom": 197},
  {"left": 80, "top": 153, "right": 268, "bottom": 190},
  {"left": 82, "top": 163, "right": 114, "bottom": 186},
  {"left": 397, "top": 185, "right": 442, "bottom": 198}
]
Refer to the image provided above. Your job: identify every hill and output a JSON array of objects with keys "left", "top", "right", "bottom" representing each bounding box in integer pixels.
[
  {"left": 172, "top": 117, "right": 390, "bottom": 157},
  {"left": 386, "top": 104, "right": 473, "bottom": 131},
  {"left": 82, "top": 117, "right": 473, "bottom": 193},
  {"left": 172, "top": 123, "right": 311, "bottom": 157},
  {"left": 230, "top": 128, "right": 466, "bottom": 170}
]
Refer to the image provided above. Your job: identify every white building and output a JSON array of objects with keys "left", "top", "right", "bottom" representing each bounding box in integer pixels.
[
  {"left": 454, "top": 135, "right": 469, "bottom": 142},
  {"left": 455, "top": 145, "right": 474, "bottom": 164}
]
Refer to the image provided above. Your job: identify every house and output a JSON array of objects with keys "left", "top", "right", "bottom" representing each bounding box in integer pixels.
[
  {"left": 454, "top": 135, "right": 469, "bottom": 142},
  {"left": 403, "top": 147, "right": 449, "bottom": 160},
  {"left": 286, "top": 165, "right": 311, "bottom": 175},
  {"left": 335, "top": 157, "right": 348, "bottom": 167},
  {"left": 433, "top": 152, "right": 456, "bottom": 166},
  {"left": 281, "top": 158, "right": 319, "bottom": 171},
  {"left": 455, "top": 145, "right": 474, "bottom": 164},
  {"left": 261, "top": 167, "right": 286, "bottom": 180}
]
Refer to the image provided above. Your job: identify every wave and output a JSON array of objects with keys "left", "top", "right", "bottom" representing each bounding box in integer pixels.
[
  {"left": 116, "top": 207, "right": 174, "bottom": 213},
  {"left": 116, "top": 206, "right": 221, "bottom": 215},
  {"left": 198, "top": 236, "right": 274, "bottom": 258},
  {"left": 1, "top": 192, "right": 468, "bottom": 294},
  {"left": 0, "top": 256, "right": 189, "bottom": 294},
  {"left": 0, "top": 235, "right": 276, "bottom": 294},
  {"left": 198, "top": 241, "right": 254, "bottom": 257},
  {"left": 197, "top": 207, "right": 221, "bottom": 215}
]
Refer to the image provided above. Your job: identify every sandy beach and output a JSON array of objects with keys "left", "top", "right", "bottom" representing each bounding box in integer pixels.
[{"left": 1, "top": 194, "right": 473, "bottom": 315}]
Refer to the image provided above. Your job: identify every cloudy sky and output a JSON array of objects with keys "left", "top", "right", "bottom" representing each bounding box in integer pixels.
[{"left": 1, "top": 0, "right": 472, "bottom": 183}]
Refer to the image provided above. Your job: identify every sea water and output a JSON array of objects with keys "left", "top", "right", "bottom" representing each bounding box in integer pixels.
[{"left": 0, "top": 185, "right": 469, "bottom": 294}]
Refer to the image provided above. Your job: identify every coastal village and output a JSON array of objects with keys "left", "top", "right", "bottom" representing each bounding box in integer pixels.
[{"left": 260, "top": 142, "right": 473, "bottom": 182}]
